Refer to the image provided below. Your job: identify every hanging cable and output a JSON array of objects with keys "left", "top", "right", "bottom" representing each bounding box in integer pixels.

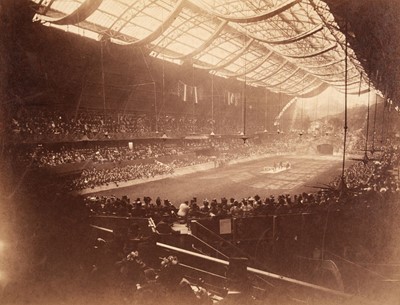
[
  {"left": 243, "top": 65, "right": 247, "bottom": 138},
  {"left": 160, "top": 8, "right": 165, "bottom": 136},
  {"left": 300, "top": 98, "right": 304, "bottom": 136},
  {"left": 192, "top": 59, "right": 196, "bottom": 134},
  {"left": 364, "top": 78, "right": 371, "bottom": 154},
  {"left": 371, "top": 91, "right": 378, "bottom": 150},
  {"left": 139, "top": 47, "right": 158, "bottom": 133},
  {"left": 241, "top": 34, "right": 248, "bottom": 142},
  {"left": 100, "top": 39, "right": 107, "bottom": 116},
  {"left": 385, "top": 103, "right": 392, "bottom": 144},
  {"left": 380, "top": 91, "right": 387, "bottom": 144},
  {"left": 340, "top": 16, "right": 349, "bottom": 182},
  {"left": 264, "top": 88, "right": 268, "bottom": 132},
  {"left": 211, "top": 73, "right": 214, "bottom": 135}
]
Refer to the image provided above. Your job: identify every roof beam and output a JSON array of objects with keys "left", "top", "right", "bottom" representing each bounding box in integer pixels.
[
  {"left": 222, "top": 51, "right": 273, "bottom": 78},
  {"left": 194, "top": 0, "right": 301, "bottom": 23},
  {"left": 124, "top": 0, "right": 187, "bottom": 46},
  {"left": 322, "top": 79, "right": 360, "bottom": 87},
  {"left": 193, "top": 38, "right": 254, "bottom": 70},
  {"left": 170, "top": 20, "right": 228, "bottom": 60},
  {"left": 274, "top": 73, "right": 311, "bottom": 91},
  {"left": 333, "top": 80, "right": 363, "bottom": 87},
  {"left": 249, "top": 24, "right": 324, "bottom": 45},
  {"left": 246, "top": 60, "right": 288, "bottom": 83},
  {"left": 109, "top": 0, "right": 158, "bottom": 33},
  {"left": 285, "top": 78, "right": 321, "bottom": 95},
  {"left": 299, "top": 58, "right": 345, "bottom": 69},
  {"left": 36, "top": 0, "right": 103, "bottom": 25},
  {"left": 279, "top": 43, "right": 337, "bottom": 59},
  {"left": 263, "top": 67, "right": 301, "bottom": 88},
  {"left": 311, "top": 66, "right": 355, "bottom": 77}
]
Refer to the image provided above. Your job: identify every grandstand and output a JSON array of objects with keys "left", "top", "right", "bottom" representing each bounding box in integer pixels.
[{"left": 1, "top": 1, "right": 400, "bottom": 305}]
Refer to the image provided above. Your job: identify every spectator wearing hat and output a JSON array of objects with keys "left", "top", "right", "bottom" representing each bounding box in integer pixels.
[
  {"left": 241, "top": 199, "right": 253, "bottom": 216},
  {"left": 200, "top": 199, "right": 210, "bottom": 216},
  {"left": 177, "top": 201, "right": 189, "bottom": 223}
]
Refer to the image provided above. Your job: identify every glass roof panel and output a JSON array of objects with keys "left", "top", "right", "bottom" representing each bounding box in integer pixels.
[
  {"left": 50, "top": 0, "right": 83, "bottom": 15},
  {"left": 99, "top": 0, "right": 127, "bottom": 17},
  {"left": 32, "top": 0, "right": 369, "bottom": 96},
  {"left": 86, "top": 11, "right": 117, "bottom": 29}
]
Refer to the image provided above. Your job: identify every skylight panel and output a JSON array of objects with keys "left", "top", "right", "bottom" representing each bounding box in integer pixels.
[
  {"left": 86, "top": 11, "right": 117, "bottom": 29},
  {"left": 175, "top": 34, "right": 204, "bottom": 49},
  {"left": 50, "top": 0, "right": 82, "bottom": 15},
  {"left": 98, "top": 0, "right": 127, "bottom": 17},
  {"left": 119, "top": 23, "right": 152, "bottom": 39},
  {"left": 165, "top": 41, "right": 196, "bottom": 54},
  {"left": 207, "top": 45, "right": 233, "bottom": 59},
  {"left": 196, "top": 53, "right": 221, "bottom": 66}
]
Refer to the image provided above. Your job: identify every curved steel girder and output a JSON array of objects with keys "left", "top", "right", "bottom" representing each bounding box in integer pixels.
[
  {"left": 193, "top": 38, "right": 254, "bottom": 70},
  {"left": 282, "top": 81, "right": 328, "bottom": 97},
  {"left": 311, "top": 66, "right": 355, "bottom": 77},
  {"left": 328, "top": 81, "right": 361, "bottom": 89},
  {"left": 321, "top": 73, "right": 359, "bottom": 84},
  {"left": 275, "top": 74, "right": 312, "bottom": 91},
  {"left": 165, "top": 20, "right": 229, "bottom": 60},
  {"left": 338, "top": 88, "right": 370, "bottom": 95},
  {"left": 246, "top": 60, "right": 288, "bottom": 83},
  {"left": 299, "top": 58, "right": 345, "bottom": 69},
  {"left": 42, "top": 0, "right": 55, "bottom": 15},
  {"left": 248, "top": 24, "right": 324, "bottom": 45},
  {"left": 109, "top": 0, "right": 158, "bottom": 34},
  {"left": 279, "top": 43, "right": 337, "bottom": 59},
  {"left": 123, "top": 0, "right": 187, "bottom": 46},
  {"left": 194, "top": 0, "right": 301, "bottom": 23},
  {"left": 221, "top": 51, "right": 273, "bottom": 78},
  {"left": 263, "top": 67, "right": 301, "bottom": 88},
  {"left": 36, "top": 0, "right": 103, "bottom": 25},
  {"left": 285, "top": 78, "right": 321, "bottom": 95}
]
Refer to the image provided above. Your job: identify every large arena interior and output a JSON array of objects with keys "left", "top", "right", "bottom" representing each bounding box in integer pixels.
[{"left": 1, "top": 1, "right": 400, "bottom": 304}]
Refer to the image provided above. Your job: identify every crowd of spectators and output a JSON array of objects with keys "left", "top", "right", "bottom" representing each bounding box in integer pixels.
[
  {"left": 16, "top": 137, "right": 298, "bottom": 169},
  {"left": 8, "top": 107, "right": 268, "bottom": 142},
  {"left": 84, "top": 146, "right": 400, "bottom": 220},
  {"left": 63, "top": 137, "right": 299, "bottom": 190},
  {"left": 81, "top": 237, "right": 215, "bottom": 305},
  {"left": 79, "top": 145, "right": 400, "bottom": 304},
  {"left": 9, "top": 108, "right": 153, "bottom": 141},
  {"left": 16, "top": 142, "right": 208, "bottom": 167},
  {"left": 67, "top": 162, "right": 175, "bottom": 190}
]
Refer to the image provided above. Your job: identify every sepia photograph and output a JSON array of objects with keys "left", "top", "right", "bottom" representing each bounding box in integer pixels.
[{"left": 0, "top": 0, "right": 399, "bottom": 304}]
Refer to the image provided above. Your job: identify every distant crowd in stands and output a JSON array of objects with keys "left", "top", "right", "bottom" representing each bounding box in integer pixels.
[
  {"left": 8, "top": 107, "right": 265, "bottom": 141},
  {"left": 66, "top": 138, "right": 297, "bottom": 191},
  {"left": 9, "top": 108, "right": 151, "bottom": 140},
  {"left": 68, "top": 162, "right": 175, "bottom": 191},
  {"left": 17, "top": 141, "right": 208, "bottom": 167},
  {"left": 12, "top": 136, "right": 300, "bottom": 191},
  {"left": 85, "top": 146, "right": 400, "bottom": 220}
]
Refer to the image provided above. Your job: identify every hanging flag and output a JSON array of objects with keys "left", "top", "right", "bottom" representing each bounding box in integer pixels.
[
  {"left": 227, "top": 91, "right": 231, "bottom": 105},
  {"left": 178, "top": 81, "right": 188, "bottom": 101},
  {"left": 225, "top": 91, "right": 241, "bottom": 106},
  {"left": 187, "top": 85, "right": 193, "bottom": 102},
  {"left": 234, "top": 93, "right": 241, "bottom": 106},
  {"left": 197, "top": 86, "right": 204, "bottom": 101},
  {"left": 194, "top": 86, "right": 198, "bottom": 104}
]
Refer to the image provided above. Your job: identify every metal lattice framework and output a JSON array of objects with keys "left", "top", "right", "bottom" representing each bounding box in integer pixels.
[{"left": 32, "top": 0, "right": 370, "bottom": 97}]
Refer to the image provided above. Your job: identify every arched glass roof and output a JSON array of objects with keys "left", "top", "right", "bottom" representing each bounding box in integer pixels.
[{"left": 32, "top": 0, "right": 371, "bottom": 97}]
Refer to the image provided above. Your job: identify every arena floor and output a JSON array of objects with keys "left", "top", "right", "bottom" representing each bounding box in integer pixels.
[{"left": 92, "top": 154, "right": 344, "bottom": 205}]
